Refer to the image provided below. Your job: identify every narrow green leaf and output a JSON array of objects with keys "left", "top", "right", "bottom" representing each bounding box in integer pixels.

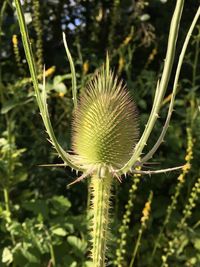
[{"left": 63, "top": 32, "right": 77, "bottom": 109}]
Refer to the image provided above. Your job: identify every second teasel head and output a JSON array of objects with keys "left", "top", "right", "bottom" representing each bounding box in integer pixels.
[{"left": 72, "top": 59, "right": 139, "bottom": 175}]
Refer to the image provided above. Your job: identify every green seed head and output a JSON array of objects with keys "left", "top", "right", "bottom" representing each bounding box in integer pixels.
[{"left": 72, "top": 60, "right": 139, "bottom": 171}]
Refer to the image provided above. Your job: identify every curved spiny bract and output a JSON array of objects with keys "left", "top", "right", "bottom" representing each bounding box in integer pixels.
[
  {"left": 117, "top": 0, "right": 185, "bottom": 175},
  {"left": 72, "top": 63, "right": 139, "bottom": 172}
]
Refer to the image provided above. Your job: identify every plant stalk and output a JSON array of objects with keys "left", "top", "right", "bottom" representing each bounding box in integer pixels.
[
  {"left": 129, "top": 229, "right": 143, "bottom": 267},
  {"left": 3, "top": 188, "right": 11, "bottom": 222},
  {"left": 49, "top": 243, "right": 56, "bottom": 266},
  {"left": 90, "top": 168, "right": 113, "bottom": 267}
]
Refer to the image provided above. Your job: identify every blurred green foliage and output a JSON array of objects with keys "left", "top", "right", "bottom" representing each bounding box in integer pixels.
[{"left": 0, "top": 0, "right": 200, "bottom": 266}]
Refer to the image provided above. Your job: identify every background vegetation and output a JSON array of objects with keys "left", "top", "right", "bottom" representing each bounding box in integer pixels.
[{"left": 0, "top": 0, "right": 200, "bottom": 266}]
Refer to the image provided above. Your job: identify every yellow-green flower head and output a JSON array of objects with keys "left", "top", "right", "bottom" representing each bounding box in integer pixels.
[{"left": 72, "top": 60, "right": 139, "bottom": 171}]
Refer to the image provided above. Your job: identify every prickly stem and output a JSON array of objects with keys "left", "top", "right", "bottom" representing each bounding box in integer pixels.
[{"left": 90, "top": 168, "right": 113, "bottom": 267}]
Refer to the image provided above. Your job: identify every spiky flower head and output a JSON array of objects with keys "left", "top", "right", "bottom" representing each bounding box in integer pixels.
[{"left": 72, "top": 59, "right": 139, "bottom": 173}]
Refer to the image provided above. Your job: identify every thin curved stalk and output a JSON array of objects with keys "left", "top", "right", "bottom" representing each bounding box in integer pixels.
[
  {"left": 0, "top": 1, "right": 7, "bottom": 36},
  {"left": 129, "top": 229, "right": 142, "bottom": 267},
  {"left": 90, "top": 168, "right": 113, "bottom": 267},
  {"left": 14, "top": 0, "right": 82, "bottom": 171},
  {"left": 141, "top": 5, "right": 200, "bottom": 164},
  {"left": 117, "top": 0, "right": 184, "bottom": 175},
  {"left": 129, "top": 192, "right": 153, "bottom": 267},
  {"left": 132, "top": 165, "right": 184, "bottom": 175}
]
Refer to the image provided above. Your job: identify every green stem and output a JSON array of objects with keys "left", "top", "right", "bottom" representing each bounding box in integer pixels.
[
  {"left": 91, "top": 168, "right": 113, "bottom": 267},
  {"left": 3, "top": 115, "right": 12, "bottom": 224},
  {"left": 45, "top": 228, "right": 56, "bottom": 266},
  {"left": 151, "top": 181, "right": 183, "bottom": 260},
  {"left": 49, "top": 243, "right": 56, "bottom": 266},
  {"left": 129, "top": 229, "right": 143, "bottom": 267},
  {"left": 190, "top": 25, "right": 200, "bottom": 125},
  {"left": 3, "top": 188, "right": 11, "bottom": 222},
  {"left": 3, "top": 187, "right": 15, "bottom": 245},
  {"left": 192, "top": 26, "right": 200, "bottom": 88},
  {"left": 115, "top": 174, "right": 140, "bottom": 266},
  {"left": 0, "top": 1, "right": 8, "bottom": 88},
  {"left": 129, "top": 191, "right": 153, "bottom": 267}
]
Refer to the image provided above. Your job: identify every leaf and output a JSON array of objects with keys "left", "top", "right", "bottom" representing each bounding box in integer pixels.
[
  {"left": 1, "top": 101, "right": 18, "bottom": 114},
  {"left": 54, "top": 82, "right": 67, "bottom": 93},
  {"left": 64, "top": 223, "right": 74, "bottom": 233},
  {"left": 13, "top": 172, "right": 28, "bottom": 185},
  {"left": 53, "top": 74, "right": 71, "bottom": 85},
  {"left": 21, "top": 248, "right": 40, "bottom": 264},
  {"left": 52, "top": 227, "right": 67, "bottom": 236},
  {"left": 0, "top": 159, "right": 7, "bottom": 176},
  {"left": 2, "top": 247, "right": 13, "bottom": 264},
  {"left": 83, "top": 261, "right": 93, "bottom": 267},
  {"left": 50, "top": 195, "right": 71, "bottom": 213},
  {"left": 67, "top": 236, "right": 87, "bottom": 255},
  {"left": 1, "top": 99, "right": 32, "bottom": 114},
  {"left": 22, "top": 199, "right": 49, "bottom": 219},
  {"left": 24, "top": 12, "right": 32, "bottom": 24},
  {"left": 194, "top": 239, "right": 200, "bottom": 250},
  {"left": 11, "top": 148, "right": 26, "bottom": 159},
  {"left": 7, "top": 221, "right": 22, "bottom": 236},
  {"left": 176, "top": 234, "right": 189, "bottom": 255}
]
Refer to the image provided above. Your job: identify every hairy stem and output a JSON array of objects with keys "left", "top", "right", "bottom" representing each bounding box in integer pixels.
[{"left": 91, "top": 168, "right": 113, "bottom": 267}]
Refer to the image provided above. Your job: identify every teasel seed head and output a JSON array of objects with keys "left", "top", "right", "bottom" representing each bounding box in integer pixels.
[{"left": 72, "top": 60, "right": 139, "bottom": 173}]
